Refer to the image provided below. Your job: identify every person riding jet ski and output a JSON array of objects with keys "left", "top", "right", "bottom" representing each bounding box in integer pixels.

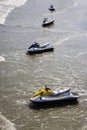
[
  {"left": 45, "top": 85, "right": 51, "bottom": 91},
  {"left": 29, "top": 41, "right": 40, "bottom": 49}
]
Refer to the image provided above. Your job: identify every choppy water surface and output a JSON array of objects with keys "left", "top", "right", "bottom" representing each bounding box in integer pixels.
[{"left": 0, "top": 0, "right": 87, "bottom": 130}]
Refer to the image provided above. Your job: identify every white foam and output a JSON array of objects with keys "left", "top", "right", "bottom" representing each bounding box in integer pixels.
[
  {"left": 0, "top": 56, "right": 5, "bottom": 62},
  {"left": 16, "top": 99, "right": 27, "bottom": 105},
  {"left": 0, "top": 113, "right": 16, "bottom": 130},
  {"left": 0, "top": 0, "right": 28, "bottom": 24},
  {"left": 54, "top": 32, "right": 86, "bottom": 46},
  {"left": 0, "top": 0, "right": 28, "bottom": 7}
]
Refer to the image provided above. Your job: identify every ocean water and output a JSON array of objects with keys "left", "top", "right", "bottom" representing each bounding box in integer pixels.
[{"left": 0, "top": 0, "right": 87, "bottom": 130}]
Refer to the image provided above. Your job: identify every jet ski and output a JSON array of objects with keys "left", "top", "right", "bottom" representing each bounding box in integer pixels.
[
  {"left": 26, "top": 42, "right": 54, "bottom": 55},
  {"left": 48, "top": 5, "right": 55, "bottom": 11},
  {"left": 42, "top": 18, "right": 54, "bottom": 27},
  {"left": 30, "top": 86, "right": 79, "bottom": 104}
]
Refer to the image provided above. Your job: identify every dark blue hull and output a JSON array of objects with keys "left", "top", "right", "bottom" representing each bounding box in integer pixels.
[
  {"left": 29, "top": 98, "right": 79, "bottom": 109},
  {"left": 48, "top": 8, "right": 55, "bottom": 11},
  {"left": 27, "top": 46, "right": 54, "bottom": 55}
]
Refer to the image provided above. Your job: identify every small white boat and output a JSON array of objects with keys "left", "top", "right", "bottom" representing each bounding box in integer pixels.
[{"left": 42, "top": 18, "right": 54, "bottom": 27}]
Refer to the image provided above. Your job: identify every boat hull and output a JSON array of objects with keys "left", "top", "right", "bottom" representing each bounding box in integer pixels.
[
  {"left": 48, "top": 8, "right": 55, "bottom": 11},
  {"left": 42, "top": 20, "right": 54, "bottom": 27},
  {"left": 30, "top": 95, "right": 79, "bottom": 104},
  {"left": 27, "top": 46, "right": 54, "bottom": 55},
  {"left": 29, "top": 98, "right": 79, "bottom": 109}
]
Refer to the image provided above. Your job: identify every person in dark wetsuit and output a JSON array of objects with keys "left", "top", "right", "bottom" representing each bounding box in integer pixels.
[
  {"left": 34, "top": 41, "right": 40, "bottom": 47},
  {"left": 43, "top": 18, "right": 47, "bottom": 23},
  {"left": 50, "top": 5, "right": 54, "bottom": 8},
  {"left": 29, "top": 42, "right": 40, "bottom": 49},
  {"left": 45, "top": 85, "right": 51, "bottom": 91}
]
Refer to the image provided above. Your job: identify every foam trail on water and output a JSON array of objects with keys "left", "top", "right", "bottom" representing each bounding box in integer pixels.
[
  {"left": 0, "top": 113, "right": 16, "bottom": 130},
  {"left": 76, "top": 52, "right": 87, "bottom": 58},
  {"left": 0, "top": 0, "right": 28, "bottom": 24},
  {"left": 0, "top": 56, "right": 5, "bottom": 62},
  {"left": 53, "top": 32, "right": 87, "bottom": 46}
]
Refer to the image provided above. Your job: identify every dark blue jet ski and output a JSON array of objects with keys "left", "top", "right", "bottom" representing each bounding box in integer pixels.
[
  {"left": 48, "top": 5, "right": 55, "bottom": 11},
  {"left": 26, "top": 42, "right": 54, "bottom": 55},
  {"left": 30, "top": 86, "right": 79, "bottom": 104},
  {"left": 42, "top": 18, "right": 54, "bottom": 27}
]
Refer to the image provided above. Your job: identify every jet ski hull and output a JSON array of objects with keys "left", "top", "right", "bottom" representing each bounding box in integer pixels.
[
  {"left": 29, "top": 98, "right": 78, "bottom": 109},
  {"left": 48, "top": 8, "right": 55, "bottom": 11},
  {"left": 30, "top": 95, "right": 78, "bottom": 104},
  {"left": 30, "top": 89, "right": 79, "bottom": 104},
  {"left": 42, "top": 20, "right": 54, "bottom": 27},
  {"left": 26, "top": 45, "right": 54, "bottom": 55}
]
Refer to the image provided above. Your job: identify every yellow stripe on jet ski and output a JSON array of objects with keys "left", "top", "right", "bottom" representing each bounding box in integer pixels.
[{"left": 32, "top": 89, "right": 53, "bottom": 97}]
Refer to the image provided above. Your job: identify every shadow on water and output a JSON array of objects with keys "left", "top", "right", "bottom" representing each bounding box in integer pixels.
[
  {"left": 28, "top": 99, "right": 79, "bottom": 110},
  {"left": 42, "top": 23, "right": 54, "bottom": 28}
]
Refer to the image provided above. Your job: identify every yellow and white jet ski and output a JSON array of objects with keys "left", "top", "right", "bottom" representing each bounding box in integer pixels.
[{"left": 30, "top": 86, "right": 79, "bottom": 104}]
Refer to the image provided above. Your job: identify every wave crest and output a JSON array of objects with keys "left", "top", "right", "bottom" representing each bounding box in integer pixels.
[
  {"left": 0, "top": 0, "right": 28, "bottom": 24},
  {"left": 0, "top": 56, "right": 5, "bottom": 62},
  {"left": 0, "top": 113, "right": 16, "bottom": 130}
]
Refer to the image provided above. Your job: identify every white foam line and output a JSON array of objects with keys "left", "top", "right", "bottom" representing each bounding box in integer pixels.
[
  {"left": 0, "top": 113, "right": 16, "bottom": 130},
  {"left": 76, "top": 52, "right": 87, "bottom": 58},
  {"left": 53, "top": 32, "right": 87, "bottom": 46},
  {"left": 17, "top": 25, "right": 80, "bottom": 34},
  {"left": 0, "top": 5, "right": 14, "bottom": 24},
  {"left": 12, "top": 23, "right": 87, "bottom": 35}
]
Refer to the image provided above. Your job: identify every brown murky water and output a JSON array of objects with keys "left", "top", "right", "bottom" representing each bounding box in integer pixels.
[{"left": 0, "top": 0, "right": 87, "bottom": 130}]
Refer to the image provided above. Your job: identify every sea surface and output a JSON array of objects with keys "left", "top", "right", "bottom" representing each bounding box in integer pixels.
[{"left": 0, "top": 0, "right": 87, "bottom": 130}]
